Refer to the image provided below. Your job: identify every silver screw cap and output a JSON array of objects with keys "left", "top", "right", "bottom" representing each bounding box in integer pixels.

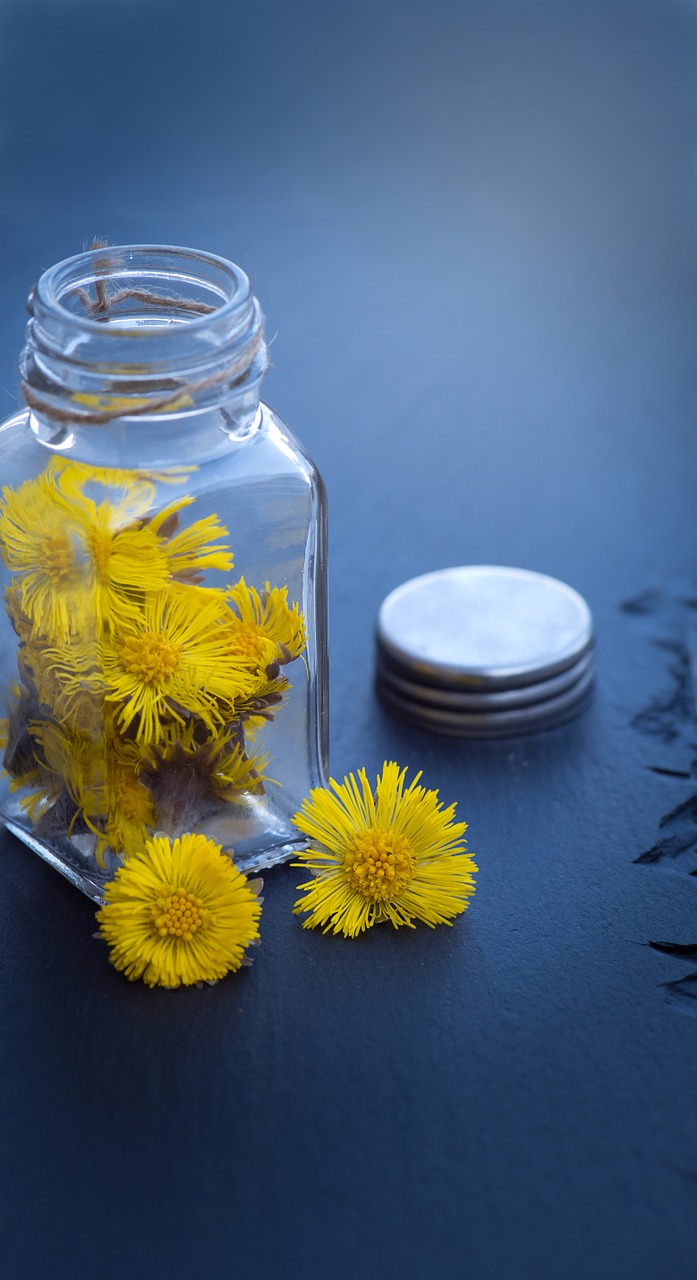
[{"left": 375, "top": 566, "right": 595, "bottom": 737}]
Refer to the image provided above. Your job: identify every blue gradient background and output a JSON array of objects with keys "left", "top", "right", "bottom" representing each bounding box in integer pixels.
[{"left": 0, "top": 2, "right": 696, "bottom": 1276}]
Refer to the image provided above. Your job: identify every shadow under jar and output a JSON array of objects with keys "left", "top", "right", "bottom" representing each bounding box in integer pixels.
[{"left": 0, "top": 244, "right": 328, "bottom": 901}]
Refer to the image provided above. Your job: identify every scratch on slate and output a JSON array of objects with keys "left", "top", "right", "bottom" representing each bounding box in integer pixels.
[
  {"left": 623, "top": 585, "right": 697, "bottom": 1008},
  {"left": 620, "top": 588, "right": 665, "bottom": 616},
  {"left": 649, "top": 940, "right": 697, "bottom": 959},
  {"left": 649, "top": 941, "right": 697, "bottom": 1016},
  {"left": 631, "top": 640, "right": 696, "bottom": 743},
  {"left": 635, "top": 791, "right": 697, "bottom": 870},
  {"left": 664, "top": 973, "right": 697, "bottom": 1014},
  {"left": 647, "top": 765, "right": 692, "bottom": 779}
]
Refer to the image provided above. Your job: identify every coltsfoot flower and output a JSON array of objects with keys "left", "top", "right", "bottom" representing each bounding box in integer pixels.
[
  {"left": 101, "top": 586, "right": 254, "bottom": 743},
  {"left": 292, "top": 761, "right": 477, "bottom": 937},
  {"left": 148, "top": 494, "right": 233, "bottom": 581},
  {"left": 226, "top": 577, "right": 306, "bottom": 672},
  {"left": 97, "top": 832, "right": 262, "bottom": 987},
  {"left": 0, "top": 467, "right": 170, "bottom": 641}
]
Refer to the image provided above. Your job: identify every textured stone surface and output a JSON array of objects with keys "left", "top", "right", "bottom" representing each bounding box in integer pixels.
[{"left": 0, "top": 2, "right": 696, "bottom": 1276}]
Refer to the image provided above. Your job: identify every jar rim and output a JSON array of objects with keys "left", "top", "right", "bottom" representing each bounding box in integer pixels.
[{"left": 34, "top": 243, "right": 254, "bottom": 340}]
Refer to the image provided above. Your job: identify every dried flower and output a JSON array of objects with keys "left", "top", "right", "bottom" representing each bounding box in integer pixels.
[
  {"left": 101, "top": 586, "right": 254, "bottom": 743},
  {"left": 293, "top": 761, "right": 476, "bottom": 937},
  {"left": 149, "top": 495, "right": 233, "bottom": 581},
  {"left": 0, "top": 467, "right": 168, "bottom": 641},
  {"left": 0, "top": 457, "right": 305, "bottom": 871},
  {"left": 226, "top": 577, "right": 307, "bottom": 671},
  {"left": 97, "top": 832, "right": 262, "bottom": 987}
]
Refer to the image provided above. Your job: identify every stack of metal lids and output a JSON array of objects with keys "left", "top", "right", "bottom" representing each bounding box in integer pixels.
[{"left": 375, "top": 566, "right": 595, "bottom": 738}]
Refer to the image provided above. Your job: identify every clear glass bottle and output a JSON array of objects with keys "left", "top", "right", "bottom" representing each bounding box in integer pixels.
[{"left": 0, "top": 244, "right": 328, "bottom": 901}]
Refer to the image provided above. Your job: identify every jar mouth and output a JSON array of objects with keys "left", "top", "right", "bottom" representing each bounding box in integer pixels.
[
  {"left": 21, "top": 245, "right": 268, "bottom": 438},
  {"left": 34, "top": 244, "right": 254, "bottom": 339}
]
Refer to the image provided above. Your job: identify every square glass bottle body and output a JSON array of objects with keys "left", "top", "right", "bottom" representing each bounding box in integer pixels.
[{"left": 0, "top": 247, "right": 328, "bottom": 901}]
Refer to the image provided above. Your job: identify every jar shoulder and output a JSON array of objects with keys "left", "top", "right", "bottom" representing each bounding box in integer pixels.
[
  {"left": 258, "top": 403, "right": 325, "bottom": 493},
  {"left": 0, "top": 404, "right": 324, "bottom": 499},
  {"left": 0, "top": 409, "right": 53, "bottom": 487}
]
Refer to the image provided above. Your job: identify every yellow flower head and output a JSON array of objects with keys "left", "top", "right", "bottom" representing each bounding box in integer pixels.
[
  {"left": 149, "top": 497, "right": 233, "bottom": 582},
  {"left": 231, "top": 671, "right": 291, "bottom": 732},
  {"left": 153, "top": 719, "right": 269, "bottom": 800},
  {"left": 101, "top": 585, "right": 255, "bottom": 744},
  {"left": 0, "top": 467, "right": 170, "bottom": 641},
  {"left": 226, "top": 577, "right": 306, "bottom": 671},
  {"left": 96, "top": 754, "right": 156, "bottom": 865},
  {"left": 25, "top": 712, "right": 155, "bottom": 865},
  {"left": 0, "top": 462, "right": 237, "bottom": 644},
  {"left": 206, "top": 737, "right": 269, "bottom": 800},
  {"left": 137, "top": 720, "right": 270, "bottom": 836},
  {"left": 22, "top": 638, "right": 104, "bottom": 737},
  {"left": 9, "top": 717, "right": 104, "bottom": 835},
  {"left": 30, "top": 718, "right": 106, "bottom": 808},
  {"left": 293, "top": 762, "right": 477, "bottom": 938},
  {"left": 0, "top": 472, "right": 86, "bottom": 640},
  {"left": 97, "top": 832, "right": 262, "bottom": 987}
]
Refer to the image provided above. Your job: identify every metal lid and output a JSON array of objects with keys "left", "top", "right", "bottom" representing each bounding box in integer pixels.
[
  {"left": 376, "top": 645, "right": 595, "bottom": 713},
  {"left": 376, "top": 660, "right": 595, "bottom": 738},
  {"left": 376, "top": 566, "right": 594, "bottom": 690}
]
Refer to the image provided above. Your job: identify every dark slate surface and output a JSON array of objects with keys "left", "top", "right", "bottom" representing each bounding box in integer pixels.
[{"left": 1, "top": 2, "right": 696, "bottom": 1276}]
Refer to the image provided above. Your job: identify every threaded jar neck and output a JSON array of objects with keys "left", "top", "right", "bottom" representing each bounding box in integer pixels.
[{"left": 20, "top": 245, "right": 268, "bottom": 460}]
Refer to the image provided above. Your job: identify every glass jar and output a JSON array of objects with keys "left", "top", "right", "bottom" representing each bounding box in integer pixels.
[{"left": 0, "top": 244, "right": 328, "bottom": 901}]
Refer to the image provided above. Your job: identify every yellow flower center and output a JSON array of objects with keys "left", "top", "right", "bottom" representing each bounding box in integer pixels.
[
  {"left": 41, "top": 532, "right": 76, "bottom": 585},
  {"left": 119, "top": 631, "right": 181, "bottom": 684},
  {"left": 343, "top": 827, "right": 416, "bottom": 902},
  {"left": 88, "top": 527, "right": 112, "bottom": 580},
  {"left": 152, "top": 885, "right": 211, "bottom": 941},
  {"left": 230, "top": 622, "right": 268, "bottom": 667}
]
